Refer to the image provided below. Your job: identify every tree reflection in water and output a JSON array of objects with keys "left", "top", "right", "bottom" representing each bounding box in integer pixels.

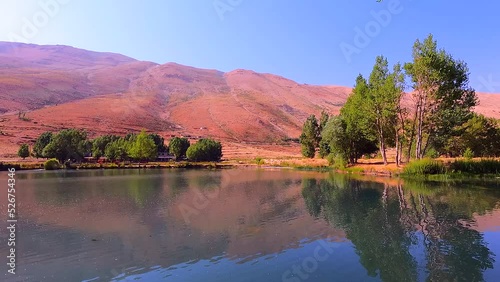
[{"left": 302, "top": 175, "right": 497, "bottom": 282}]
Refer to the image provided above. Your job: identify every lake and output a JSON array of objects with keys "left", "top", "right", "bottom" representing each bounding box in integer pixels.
[{"left": 1, "top": 169, "right": 500, "bottom": 282}]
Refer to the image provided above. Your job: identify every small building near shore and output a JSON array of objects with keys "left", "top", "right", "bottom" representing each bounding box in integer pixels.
[{"left": 157, "top": 152, "right": 175, "bottom": 162}]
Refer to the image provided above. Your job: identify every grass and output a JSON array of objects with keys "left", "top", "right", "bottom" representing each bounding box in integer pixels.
[
  {"left": 402, "top": 158, "right": 500, "bottom": 178},
  {"left": 402, "top": 158, "right": 446, "bottom": 176},
  {"left": 344, "top": 167, "right": 366, "bottom": 174},
  {"left": 449, "top": 159, "right": 500, "bottom": 175},
  {"left": 293, "top": 165, "right": 331, "bottom": 172}
]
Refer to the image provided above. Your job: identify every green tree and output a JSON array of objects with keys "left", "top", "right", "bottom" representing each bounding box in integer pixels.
[
  {"left": 317, "top": 110, "right": 331, "bottom": 158},
  {"left": 92, "top": 135, "right": 120, "bottom": 159},
  {"left": 404, "top": 34, "right": 477, "bottom": 159},
  {"left": 18, "top": 144, "right": 30, "bottom": 159},
  {"left": 338, "top": 75, "right": 378, "bottom": 164},
  {"left": 105, "top": 138, "right": 130, "bottom": 161},
  {"left": 366, "top": 56, "right": 405, "bottom": 165},
  {"left": 320, "top": 115, "right": 377, "bottom": 165},
  {"left": 81, "top": 140, "right": 93, "bottom": 157},
  {"left": 186, "top": 138, "right": 223, "bottom": 162},
  {"left": 168, "top": 137, "right": 190, "bottom": 160},
  {"left": 124, "top": 132, "right": 137, "bottom": 142},
  {"left": 128, "top": 130, "right": 158, "bottom": 161},
  {"left": 320, "top": 116, "right": 350, "bottom": 164},
  {"left": 319, "top": 110, "right": 330, "bottom": 135},
  {"left": 42, "top": 129, "right": 88, "bottom": 163},
  {"left": 318, "top": 136, "right": 331, "bottom": 158},
  {"left": 391, "top": 63, "right": 407, "bottom": 166},
  {"left": 445, "top": 114, "right": 500, "bottom": 157},
  {"left": 149, "top": 133, "right": 168, "bottom": 153},
  {"left": 300, "top": 115, "right": 320, "bottom": 158},
  {"left": 33, "top": 131, "right": 53, "bottom": 158}
]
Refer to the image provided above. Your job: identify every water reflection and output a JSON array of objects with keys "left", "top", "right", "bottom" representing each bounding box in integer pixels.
[
  {"left": 2, "top": 170, "right": 500, "bottom": 281},
  {"left": 302, "top": 175, "right": 499, "bottom": 281}
]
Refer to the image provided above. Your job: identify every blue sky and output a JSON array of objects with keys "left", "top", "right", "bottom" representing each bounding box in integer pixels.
[{"left": 1, "top": 0, "right": 499, "bottom": 92}]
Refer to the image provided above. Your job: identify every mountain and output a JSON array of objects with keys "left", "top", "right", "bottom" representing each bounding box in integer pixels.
[{"left": 0, "top": 42, "right": 499, "bottom": 158}]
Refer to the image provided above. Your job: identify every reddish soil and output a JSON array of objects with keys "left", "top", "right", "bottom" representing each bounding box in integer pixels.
[{"left": 0, "top": 42, "right": 499, "bottom": 158}]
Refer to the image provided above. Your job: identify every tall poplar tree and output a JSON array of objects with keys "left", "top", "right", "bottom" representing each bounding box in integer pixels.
[
  {"left": 405, "top": 34, "right": 477, "bottom": 159},
  {"left": 300, "top": 115, "right": 320, "bottom": 158}
]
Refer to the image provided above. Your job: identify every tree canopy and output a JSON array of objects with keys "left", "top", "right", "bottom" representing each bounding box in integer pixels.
[
  {"left": 128, "top": 130, "right": 158, "bottom": 161},
  {"left": 299, "top": 115, "right": 320, "bottom": 158},
  {"left": 169, "top": 137, "right": 190, "bottom": 160},
  {"left": 33, "top": 131, "right": 53, "bottom": 158},
  {"left": 43, "top": 129, "right": 88, "bottom": 163},
  {"left": 301, "top": 34, "right": 495, "bottom": 166},
  {"left": 18, "top": 144, "right": 30, "bottom": 159},
  {"left": 186, "top": 138, "right": 223, "bottom": 162}
]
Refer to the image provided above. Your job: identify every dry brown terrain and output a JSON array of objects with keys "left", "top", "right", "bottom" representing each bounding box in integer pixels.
[{"left": 0, "top": 42, "right": 499, "bottom": 158}]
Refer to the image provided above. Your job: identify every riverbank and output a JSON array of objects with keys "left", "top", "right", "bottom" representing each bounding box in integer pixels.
[
  {"left": 0, "top": 160, "right": 241, "bottom": 171},
  {"left": 1, "top": 157, "right": 499, "bottom": 180}
]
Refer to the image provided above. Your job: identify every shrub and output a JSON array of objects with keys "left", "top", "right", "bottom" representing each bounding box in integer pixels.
[
  {"left": 450, "top": 159, "right": 500, "bottom": 174},
  {"left": 44, "top": 159, "right": 61, "bottom": 170},
  {"left": 255, "top": 157, "right": 265, "bottom": 165},
  {"left": 463, "top": 148, "right": 474, "bottom": 160},
  {"left": 403, "top": 158, "right": 445, "bottom": 175},
  {"left": 425, "top": 147, "right": 439, "bottom": 159},
  {"left": 327, "top": 153, "right": 347, "bottom": 169},
  {"left": 186, "top": 139, "right": 223, "bottom": 162},
  {"left": 18, "top": 144, "right": 30, "bottom": 159}
]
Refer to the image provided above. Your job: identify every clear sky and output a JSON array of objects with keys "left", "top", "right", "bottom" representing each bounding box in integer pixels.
[{"left": 1, "top": 0, "right": 499, "bottom": 92}]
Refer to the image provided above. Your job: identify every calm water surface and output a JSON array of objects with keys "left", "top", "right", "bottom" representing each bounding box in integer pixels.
[{"left": 1, "top": 169, "right": 500, "bottom": 282}]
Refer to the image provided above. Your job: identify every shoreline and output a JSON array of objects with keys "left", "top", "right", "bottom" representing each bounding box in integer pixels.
[{"left": 2, "top": 158, "right": 499, "bottom": 180}]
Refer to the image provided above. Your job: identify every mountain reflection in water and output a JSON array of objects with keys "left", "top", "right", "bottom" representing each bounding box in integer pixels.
[{"left": 2, "top": 169, "right": 499, "bottom": 282}]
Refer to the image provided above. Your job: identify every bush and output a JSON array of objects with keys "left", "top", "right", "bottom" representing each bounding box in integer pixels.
[
  {"left": 255, "top": 157, "right": 265, "bottom": 165},
  {"left": 44, "top": 159, "right": 61, "bottom": 170},
  {"left": 186, "top": 139, "right": 223, "bottom": 162},
  {"left": 403, "top": 158, "right": 445, "bottom": 175},
  {"left": 463, "top": 148, "right": 474, "bottom": 160},
  {"left": 424, "top": 147, "right": 439, "bottom": 159},
  {"left": 327, "top": 153, "right": 347, "bottom": 169},
  {"left": 450, "top": 159, "right": 500, "bottom": 174},
  {"left": 18, "top": 144, "right": 30, "bottom": 159}
]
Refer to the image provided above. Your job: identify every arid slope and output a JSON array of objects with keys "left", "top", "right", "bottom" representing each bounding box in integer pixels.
[{"left": 0, "top": 42, "right": 498, "bottom": 158}]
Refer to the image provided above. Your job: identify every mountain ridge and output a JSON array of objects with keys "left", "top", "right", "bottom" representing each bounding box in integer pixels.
[{"left": 0, "top": 42, "right": 498, "bottom": 157}]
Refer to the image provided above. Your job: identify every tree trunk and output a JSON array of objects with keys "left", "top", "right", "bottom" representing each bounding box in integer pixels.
[
  {"left": 380, "top": 139, "right": 387, "bottom": 165},
  {"left": 395, "top": 130, "right": 401, "bottom": 167},
  {"left": 416, "top": 106, "right": 422, "bottom": 159},
  {"left": 397, "top": 109, "right": 406, "bottom": 165},
  {"left": 376, "top": 117, "right": 387, "bottom": 165},
  {"left": 406, "top": 100, "right": 419, "bottom": 162},
  {"left": 415, "top": 94, "right": 426, "bottom": 159},
  {"left": 422, "top": 135, "right": 431, "bottom": 158}
]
